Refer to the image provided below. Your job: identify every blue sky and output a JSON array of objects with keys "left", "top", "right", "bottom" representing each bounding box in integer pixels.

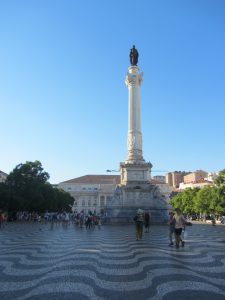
[{"left": 1, "top": 0, "right": 225, "bottom": 183}]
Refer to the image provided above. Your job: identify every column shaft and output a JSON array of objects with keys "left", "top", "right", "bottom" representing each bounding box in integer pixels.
[{"left": 125, "top": 66, "right": 143, "bottom": 162}]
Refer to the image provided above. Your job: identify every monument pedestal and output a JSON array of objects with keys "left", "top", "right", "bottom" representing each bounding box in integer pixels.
[
  {"left": 106, "top": 183, "right": 169, "bottom": 224},
  {"left": 120, "top": 161, "right": 152, "bottom": 186}
]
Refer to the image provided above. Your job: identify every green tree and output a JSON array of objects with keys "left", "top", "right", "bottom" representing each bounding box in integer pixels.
[
  {"left": 194, "top": 185, "right": 217, "bottom": 215},
  {"left": 215, "top": 185, "right": 225, "bottom": 215},
  {"left": 214, "top": 169, "right": 225, "bottom": 186},
  {"left": 169, "top": 188, "right": 199, "bottom": 214},
  {"left": 4, "top": 160, "right": 74, "bottom": 213},
  {"left": 54, "top": 188, "right": 74, "bottom": 212},
  {"left": 182, "top": 188, "right": 200, "bottom": 214},
  {"left": 6, "top": 161, "right": 50, "bottom": 212},
  {"left": 0, "top": 183, "right": 10, "bottom": 211},
  {"left": 169, "top": 191, "right": 184, "bottom": 210},
  {"left": 213, "top": 169, "right": 225, "bottom": 215}
]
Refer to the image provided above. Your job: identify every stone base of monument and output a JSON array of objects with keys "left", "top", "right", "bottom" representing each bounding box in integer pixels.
[
  {"left": 105, "top": 207, "right": 169, "bottom": 224},
  {"left": 105, "top": 183, "right": 169, "bottom": 224},
  {"left": 120, "top": 161, "right": 152, "bottom": 186}
]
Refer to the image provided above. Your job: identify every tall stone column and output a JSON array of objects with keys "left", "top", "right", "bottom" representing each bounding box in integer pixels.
[
  {"left": 120, "top": 47, "right": 152, "bottom": 186},
  {"left": 125, "top": 66, "right": 144, "bottom": 163},
  {"left": 108, "top": 46, "right": 168, "bottom": 224}
]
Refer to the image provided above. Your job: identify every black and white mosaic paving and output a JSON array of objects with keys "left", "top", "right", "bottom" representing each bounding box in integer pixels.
[{"left": 0, "top": 223, "right": 225, "bottom": 300}]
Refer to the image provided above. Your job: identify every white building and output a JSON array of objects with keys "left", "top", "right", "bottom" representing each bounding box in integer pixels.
[
  {"left": 205, "top": 172, "right": 218, "bottom": 182},
  {"left": 59, "top": 175, "right": 120, "bottom": 214},
  {"left": 179, "top": 179, "right": 213, "bottom": 190},
  {"left": 0, "top": 170, "right": 8, "bottom": 183}
]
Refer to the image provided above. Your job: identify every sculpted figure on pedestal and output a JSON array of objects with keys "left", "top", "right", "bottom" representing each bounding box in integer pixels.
[{"left": 129, "top": 45, "right": 139, "bottom": 66}]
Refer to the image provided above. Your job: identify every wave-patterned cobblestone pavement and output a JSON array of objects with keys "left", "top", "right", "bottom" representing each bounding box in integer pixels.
[{"left": 0, "top": 223, "right": 225, "bottom": 300}]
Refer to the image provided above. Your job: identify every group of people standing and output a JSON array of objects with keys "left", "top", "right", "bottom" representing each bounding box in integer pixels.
[{"left": 134, "top": 208, "right": 188, "bottom": 248}]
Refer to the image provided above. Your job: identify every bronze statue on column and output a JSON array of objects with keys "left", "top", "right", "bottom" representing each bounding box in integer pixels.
[{"left": 129, "top": 45, "right": 139, "bottom": 66}]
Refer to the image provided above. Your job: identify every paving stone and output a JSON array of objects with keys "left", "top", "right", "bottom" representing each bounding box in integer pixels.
[{"left": 0, "top": 223, "right": 225, "bottom": 299}]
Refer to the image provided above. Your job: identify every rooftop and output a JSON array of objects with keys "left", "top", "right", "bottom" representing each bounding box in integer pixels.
[
  {"left": 0, "top": 170, "right": 8, "bottom": 176},
  {"left": 60, "top": 175, "right": 121, "bottom": 185}
]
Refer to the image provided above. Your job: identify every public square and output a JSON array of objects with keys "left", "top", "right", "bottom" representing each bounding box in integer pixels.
[{"left": 0, "top": 222, "right": 225, "bottom": 300}]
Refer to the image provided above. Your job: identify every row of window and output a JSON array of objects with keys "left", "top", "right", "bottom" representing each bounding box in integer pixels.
[
  {"left": 72, "top": 195, "right": 114, "bottom": 208},
  {"left": 67, "top": 187, "right": 99, "bottom": 191},
  {"left": 74, "top": 200, "right": 105, "bottom": 207}
]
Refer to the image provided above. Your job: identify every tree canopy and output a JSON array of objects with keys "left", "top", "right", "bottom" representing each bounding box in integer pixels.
[
  {"left": 169, "top": 170, "right": 225, "bottom": 216},
  {"left": 214, "top": 169, "right": 225, "bottom": 186},
  {"left": 169, "top": 188, "right": 199, "bottom": 214},
  {"left": 0, "top": 161, "right": 74, "bottom": 213}
]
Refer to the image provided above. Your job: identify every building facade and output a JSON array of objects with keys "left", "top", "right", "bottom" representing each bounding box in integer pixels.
[
  {"left": 152, "top": 175, "right": 166, "bottom": 183},
  {"left": 179, "top": 179, "right": 213, "bottom": 190},
  {"left": 166, "top": 171, "right": 189, "bottom": 188},
  {"left": 59, "top": 175, "right": 120, "bottom": 214},
  {"left": 183, "top": 170, "right": 208, "bottom": 184}
]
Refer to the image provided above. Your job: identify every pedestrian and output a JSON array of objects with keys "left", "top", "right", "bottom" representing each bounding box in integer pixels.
[
  {"left": 168, "top": 211, "right": 175, "bottom": 246},
  {"left": 211, "top": 214, "right": 216, "bottom": 226},
  {"left": 97, "top": 216, "right": 102, "bottom": 229},
  {"left": 144, "top": 211, "right": 150, "bottom": 233},
  {"left": 173, "top": 208, "right": 186, "bottom": 249},
  {"left": 85, "top": 215, "right": 92, "bottom": 229},
  {"left": 0, "top": 212, "right": 3, "bottom": 229},
  {"left": 133, "top": 209, "right": 144, "bottom": 241}
]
